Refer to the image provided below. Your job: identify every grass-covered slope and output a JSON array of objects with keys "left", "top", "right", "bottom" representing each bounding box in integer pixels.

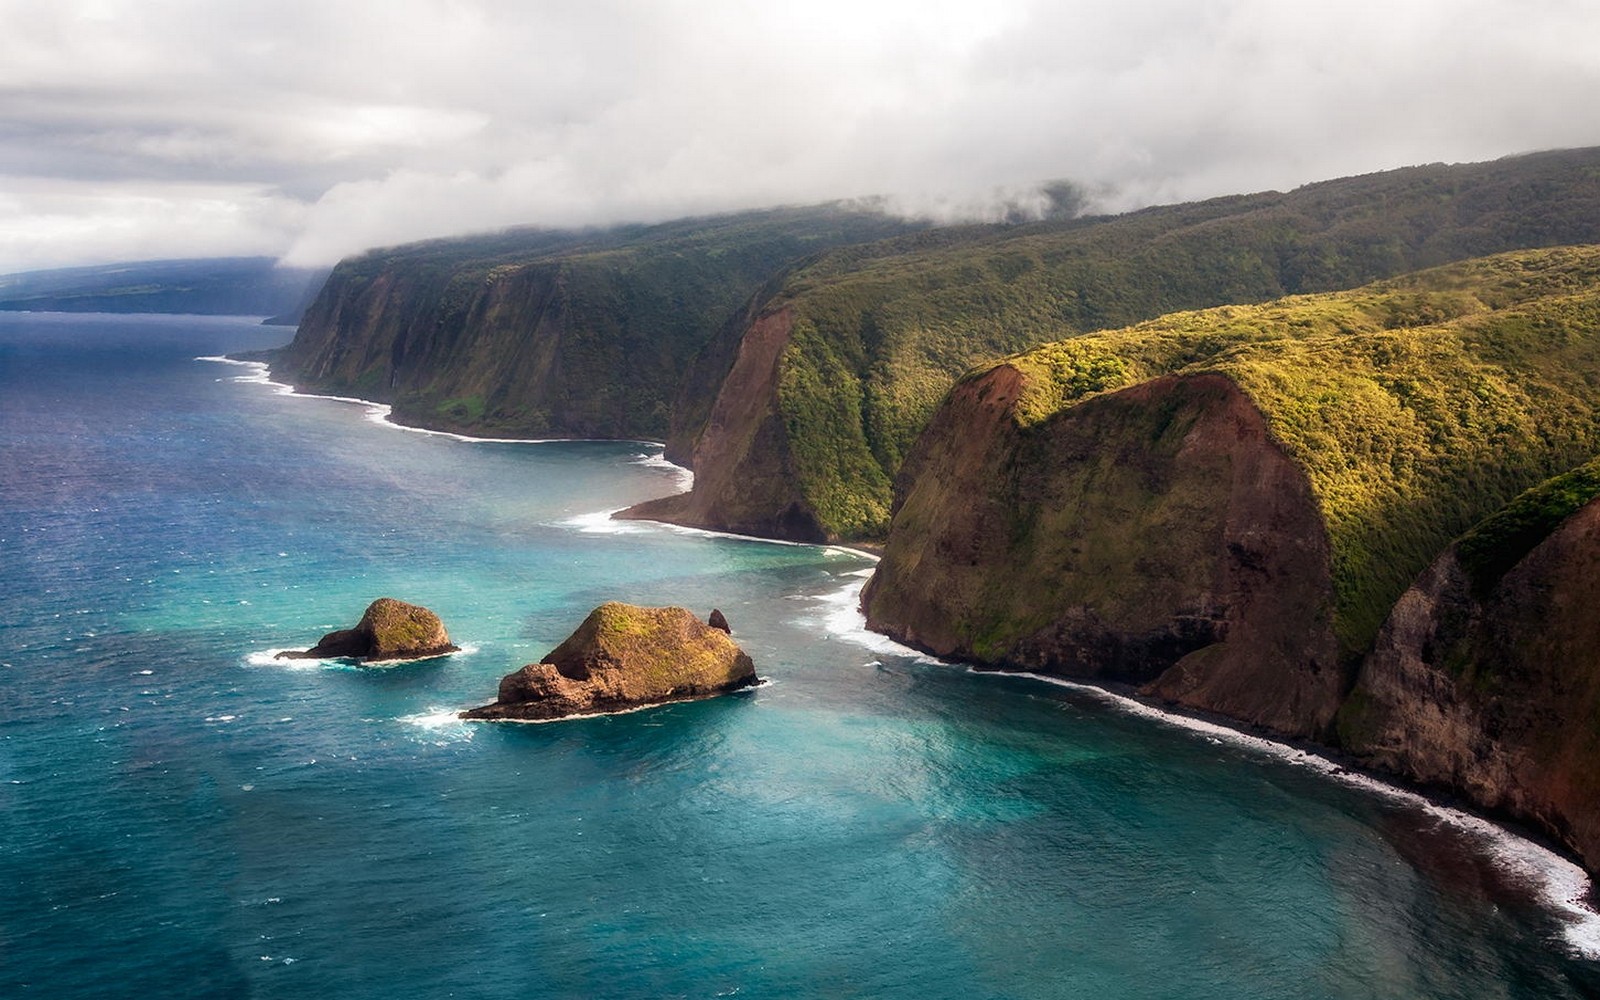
[
  {"left": 676, "top": 148, "right": 1600, "bottom": 540},
  {"left": 865, "top": 247, "right": 1600, "bottom": 734},
  {"left": 273, "top": 207, "right": 922, "bottom": 441}
]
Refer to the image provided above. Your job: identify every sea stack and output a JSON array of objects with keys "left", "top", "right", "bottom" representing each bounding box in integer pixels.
[
  {"left": 276, "top": 598, "right": 459, "bottom": 663},
  {"left": 461, "top": 603, "right": 757, "bottom": 721}
]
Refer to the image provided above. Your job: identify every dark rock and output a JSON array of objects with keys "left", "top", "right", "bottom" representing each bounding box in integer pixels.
[
  {"left": 462, "top": 602, "right": 757, "bottom": 721},
  {"left": 707, "top": 608, "right": 731, "bottom": 633},
  {"left": 276, "top": 598, "right": 459, "bottom": 664}
]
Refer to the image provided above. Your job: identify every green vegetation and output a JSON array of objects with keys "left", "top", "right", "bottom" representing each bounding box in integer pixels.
[
  {"left": 1456, "top": 456, "right": 1600, "bottom": 596},
  {"left": 552, "top": 603, "right": 750, "bottom": 693},
  {"left": 436, "top": 394, "right": 487, "bottom": 424},
  {"left": 971, "top": 246, "right": 1600, "bottom": 657},
  {"left": 279, "top": 206, "right": 924, "bottom": 443},
  {"left": 761, "top": 148, "right": 1600, "bottom": 539}
]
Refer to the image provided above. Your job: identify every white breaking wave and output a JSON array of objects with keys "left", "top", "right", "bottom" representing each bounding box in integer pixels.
[
  {"left": 243, "top": 644, "right": 476, "bottom": 669},
  {"left": 630, "top": 450, "right": 695, "bottom": 492},
  {"left": 561, "top": 508, "right": 655, "bottom": 534},
  {"left": 556, "top": 506, "right": 860, "bottom": 551},
  {"left": 397, "top": 707, "right": 477, "bottom": 743},
  {"left": 813, "top": 572, "right": 1600, "bottom": 958}
]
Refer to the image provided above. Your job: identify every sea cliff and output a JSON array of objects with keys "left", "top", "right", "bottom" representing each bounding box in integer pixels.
[
  {"left": 272, "top": 207, "right": 921, "bottom": 442},
  {"left": 637, "top": 148, "right": 1600, "bottom": 542},
  {"left": 863, "top": 247, "right": 1600, "bottom": 870},
  {"left": 1339, "top": 462, "right": 1600, "bottom": 871}
]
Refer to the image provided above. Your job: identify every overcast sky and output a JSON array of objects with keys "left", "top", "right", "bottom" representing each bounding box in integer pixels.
[{"left": 2, "top": 0, "right": 1598, "bottom": 272}]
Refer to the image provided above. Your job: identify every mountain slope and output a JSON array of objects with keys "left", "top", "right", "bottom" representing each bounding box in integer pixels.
[
  {"left": 633, "top": 148, "right": 1600, "bottom": 541},
  {"left": 1340, "top": 460, "right": 1600, "bottom": 872},
  {"left": 863, "top": 247, "right": 1600, "bottom": 739},
  {"left": 272, "top": 207, "right": 924, "bottom": 441}
]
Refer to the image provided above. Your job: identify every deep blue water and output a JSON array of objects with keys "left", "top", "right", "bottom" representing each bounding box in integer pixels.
[{"left": 3, "top": 312, "right": 1599, "bottom": 999}]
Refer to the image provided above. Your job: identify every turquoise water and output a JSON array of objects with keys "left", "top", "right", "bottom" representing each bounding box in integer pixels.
[{"left": 3, "top": 312, "right": 1598, "bottom": 999}]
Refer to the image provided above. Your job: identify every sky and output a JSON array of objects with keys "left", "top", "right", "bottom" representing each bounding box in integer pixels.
[{"left": 2, "top": 0, "right": 1599, "bottom": 273}]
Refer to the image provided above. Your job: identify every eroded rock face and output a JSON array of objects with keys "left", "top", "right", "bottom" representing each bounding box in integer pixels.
[
  {"left": 1341, "top": 498, "right": 1600, "bottom": 872},
  {"left": 461, "top": 603, "right": 758, "bottom": 721},
  {"left": 619, "top": 309, "right": 827, "bottom": 541},
  {"left": 276, "top": 598, "right": 459, "bottom": 663},
  {"left": 863, "top": 369, "right": 1343, "bottom": 740}
]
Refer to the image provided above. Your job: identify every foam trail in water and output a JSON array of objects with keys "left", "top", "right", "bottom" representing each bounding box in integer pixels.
[
  {"left": 397, "top": 708, "right": 477, "bottom": 743},
  {"left": 813, "top": 571, "right": 1600, "bottom": 958},
  {"left": 630, "top": 450, "right": 695, "bottom": 492},
  {"left": 561, "top": 508, "right": 655, "bottom": 534},
  {"left": 554, "top": 507, "right": 875, "bottom": 555},
  {"left": 243, "top": 644, "right": 476, "bottom": 670}
]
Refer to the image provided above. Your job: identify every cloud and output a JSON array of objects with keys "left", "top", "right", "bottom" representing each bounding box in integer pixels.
[
  {"left": 0, "top": 177, "right": 305, "bottom": 270},
  {"left": 2, "top": 0, "right": 1599, "bottom": 271}
]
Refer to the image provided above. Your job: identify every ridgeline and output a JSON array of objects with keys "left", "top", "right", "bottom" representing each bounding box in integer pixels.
[
  {"left": 0, "top": 257, "right": 324, "bottom": 322},
  {"left": 632, "top": 147, "right": 1600, "bottom": 541}
]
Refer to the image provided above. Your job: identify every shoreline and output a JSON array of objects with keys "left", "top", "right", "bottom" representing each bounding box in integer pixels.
[
  {"left": 206, "top": 352, "right": 1600, "bottom": 959},
  {"left": 812, "top": 571, "right": 1600, "bottom": 958},
  {"left": 200, "top": 355, "right": 672, "bottom": 448}
]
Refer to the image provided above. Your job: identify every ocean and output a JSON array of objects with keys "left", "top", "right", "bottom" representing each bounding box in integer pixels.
[{"left": 2, "top": 311, "right": 1598, "bottom": 999}]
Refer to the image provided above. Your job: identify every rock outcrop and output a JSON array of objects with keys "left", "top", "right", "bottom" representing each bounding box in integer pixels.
[
  {"left": 276, "top": 598, "right": 459, "bottom": 663},
  {"left": 866, "top": 247, "right": 1600, "bottom": 746},
  {"left": 461, "top": 603, "right": 757, "bottom": 721},
  {"left": 1340, "top": 472, "right": 1600, "bottom": 873},
  {"left": 864, "top": 370, "right": 1344, "bottom": 738}
]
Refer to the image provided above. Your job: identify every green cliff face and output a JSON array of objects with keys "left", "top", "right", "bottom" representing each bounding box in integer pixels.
[
  {"left": 662, "top": 148, "right": 1600, "bottom": 541},
  {"left": 273, "top": 207, "right": 923, "bottom": 442},
  {"left": 865, "top": 247, "right": 1600, "bottom": 741}
]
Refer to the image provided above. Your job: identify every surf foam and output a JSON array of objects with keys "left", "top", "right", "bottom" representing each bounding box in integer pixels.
[
  {"left": 814, "top": 572, "right": 1600, "bottom": 958},
  {"left": 198, "top": 355, "right": 670, "bottom": 447}
]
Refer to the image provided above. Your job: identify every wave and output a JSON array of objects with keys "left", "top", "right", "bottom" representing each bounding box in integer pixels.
[
  {"left": 813, "top": 572, "right": 1600, "bottom": 959},
  {"left": 630, "top": 450, "right": 695, "bottom": 492},
  {"left": 552, "top": 507, "right": 883, "bottom": 565},
  {"left": 396, "top": 707, "right": 478, "bottom": 744},
  {"left": 560, "top": 507, "right": 656, "bottom": 535},
  {"left": 461, "top": 682, "right": 767, "bottom": 726},
  {"left": 243, "top": 644, "right": 477, "bottom": 669}
]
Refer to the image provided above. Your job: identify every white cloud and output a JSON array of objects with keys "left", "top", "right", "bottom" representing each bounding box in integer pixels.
[
  {"left": 1, "top": 0, "right": 1598, "bottom": 271},
  {"left": 0, "top": 178, "right": 306, "bottom": 270}
]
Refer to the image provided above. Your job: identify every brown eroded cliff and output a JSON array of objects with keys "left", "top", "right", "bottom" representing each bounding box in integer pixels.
[
  {"left": 862, "top": 368, "right": 1344, "bottom": 738},
  {"left": 618, "top": 308, "right": 828, "bottom": 541},
  {"left": 1341, "top": 483, "right": 1600, "bottom": 871}
]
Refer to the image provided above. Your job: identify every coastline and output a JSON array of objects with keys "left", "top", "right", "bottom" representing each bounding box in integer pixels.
[
  {"left": 205, "top": 352, "right": 1600, "bottom": 959},
  {"left": 200, "top": 355, "right": 672, "bottom": 448},
  {"left": 812, "top": 571, "right": 1600, "bottom": 958}
]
